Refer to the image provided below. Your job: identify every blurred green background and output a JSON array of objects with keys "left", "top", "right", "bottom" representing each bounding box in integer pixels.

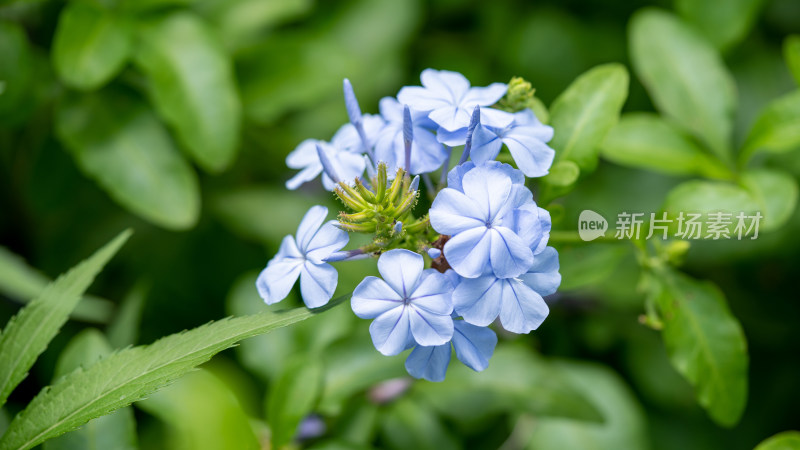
[{"left": 1, "top": 0, "right": 800, "bottom": 449}]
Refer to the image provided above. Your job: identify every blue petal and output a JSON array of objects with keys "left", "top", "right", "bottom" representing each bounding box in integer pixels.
[
  {"left": 446, "top": 161, "right": 476, "bottom": 192},
  {"left": 499, "top": 278, "right": 549, "bottom": 333},
  {"left": 421, "top": 69, "right": 471, "bottom": 102},
  {"left": 321, "top": 151, "right": 366, "bottom": 190},
  {"left": 305, "top": 221, "right": 349, "bottom": 264},
  {"left": 256, "top": 257, "right": 302, "bottom": 305},
  {"left": 534, "top": 207, "right": 552, "bottom": 255},
  {"left": 430, "top": 188, "right": 485, "bottom": 235},
  {"left": 436, "top": 127, "right": 467, "bottom": 147},
  {"left": 377, "top": 249, "right": 424, "bottom": 297},
  {"left": 299, "top": 261, "right": 337, "bottom": 308},
  {"left": 452, "top": 275, "right": 503, "bottom": 326},
  {"left": 409, "top": 305, "right": 454, "bottom": 346},
  {"left": 409, "top": 270, "right": 454, "bottom": 315},
  {"left": 519, "top": 246, "right": 561, "bottom": 296},
  {"left": 286, "top": 139, "right": 320, "bottom": 169},
  {"left": 351, "top": 276, "right": 403, "bottom": 319},
  {"left": 396, "top": 86, "right": 451, "bottom": 111},
  {"left": 429, "top": 105, "right": 470, "bottom": 132},
  {"left": 452, "top": 320, "right": 497, "bottom": 372},
  {"left": 405, "top": 344, "right": 451, "bottom": 382},
  {"left": 285, "top": 164, "right": 322, "bottom": 190},
  {"left": 503, "top": 132, "right": 555, "bottom": 178},
  {"left": 443, "top": 227, "right": 492, "bottom": 278},
  {"left": 461, "top": 163, "right": 513, "bottom": 222},
  {"left": 489, "top": 227, "right": 534, "bottom": 278},
  {"left": 295, "top": 206, "right": 328, "bottom": 252},
  {"left": 469, "top": 124, "right": 503, "bottom": 164},
  {"left": 477, "top": 107, "right": 515, "bottom": 129},
  {"left": 461, "top": 83, "right": 507, "bottom": 107},
  {"left": 275, "top": 234, "right": 303, "bottom": 259},
  {"left": 506, "top": 205, "right": 544, "bottom": 251},
  {"left": 370, "top": 306, "right": 412, "bottom": 356}
]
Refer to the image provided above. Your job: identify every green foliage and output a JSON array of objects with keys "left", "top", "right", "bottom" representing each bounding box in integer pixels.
[
  {"left": 629, "top": 9, "right": 736, "bottom": 162},
  {"left": 548, "top": 63, "right": 629, "bottom": 173},
  {"left": 380, "top": 399, "right": 459, "bottom": 450},
  {"left": 754, "top": 431, "right": 800, "bottom": 450},
  {"left": 266, "top": 356, "right": 324, "bottom": 448},
  {"left": 56, "top": 89, "right": 200, "bottom": 230},
  {"left": 784, "top": 36, "right": 800, "bottom": 86},
  {"left": 675, "top": 0, "right": 764, "bottom": 52},
  {"left": 601, "top": 113, "right": 730, "bottom": 179},
  {"left": 106, "top": 281, "right": 148, "bottom": 348},
  {"left": 648, "top": 267, "right": 748, "bottom": 427},
  {"left": 0, "top": 21, "right": 33, "bottom": 119},
  {"left": 52, "top": 4, "right": 133, "bottom": 91},
  {"left": 43, "top": 329, "right": 137, "bottom": 450},
  {"left": 0, "top": 230, "right": 131, "bottom": 410},
  {"left": 134, "top": 12, "right": 241, "bottom": 173},
  {"left": 741, "top": 91, "right": 800, "bottom": 159}
]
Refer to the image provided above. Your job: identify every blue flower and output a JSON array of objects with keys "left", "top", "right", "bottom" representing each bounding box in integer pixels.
[
  {"left": 452, "top": 246, "right": 561, "bottom": 333},
  {"left": 405, "top": 318, "right": 498, "bottom": 382},
  {"left": 397, "top": 69, "right": 512, "bottom": 132},
  {"left": 374, "top": 97, "right": 449, "bottom": 175},
  {"left": 429, "top": 163, "right": 535, "bottom": 279},
  {"left": 470, "top": 109, "right": 556, "bottom": 177},
  {"left": 351, "top": 249, "right": 454, "bottom": 355},
  {"left": 256, "top": 206, "right": 348, "bottom": 308}
]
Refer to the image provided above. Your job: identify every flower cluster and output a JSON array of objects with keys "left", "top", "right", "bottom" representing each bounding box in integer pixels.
[{"left": 257, "top": 69, "right": 560, "bottom": 381}]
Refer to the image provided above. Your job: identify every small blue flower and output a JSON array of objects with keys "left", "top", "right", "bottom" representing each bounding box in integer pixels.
[
  {"left": 429, "top": 163, "right": 534, "bottom": 279},
  {"left": 405, "top": 318, "right": 498, "bottom": 382},
  {"left": 351, "top": 249, "right": 454, "bottom": 355},
  {"left": 452, "top": 246, "right": 561, "bottom": 333},
  {"left": 256, "top": 206, "right": 349, "bottom": 308},
  {"left": 470, "top": 109, "right": 556, "bottom": 177},
  {"left": 398, "top": 69, "right": 512, "bottom": 132},
  {"left": 373, "top": 97, "right": 449, "bottom": 175}
]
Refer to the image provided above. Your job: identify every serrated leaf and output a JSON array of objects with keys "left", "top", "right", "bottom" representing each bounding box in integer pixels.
[
  {"left": 0, "top": 247, "right": 113, "bottom": 324},
  {"left": 52, "top": 4, "right": 132, "bottom": 90},
  {"left": 134, "top": 12, "right": 241, "bottom": 173},
  {"left": 600, "top": 112, "right": 730, "bottom": 179},
  {"left": 137, "top": 370, "right": 258, "bottom": 450},
  {"left": 413, "top": 345, "right": 604, "bottom": 424},
  {"left": 549, "top": 63, "right": 629, "bottom": 173},
  {"left": 754, "top": 431, "right": 800, "bottom": 450},
  {"left": 43, "top": 330, "right": 137, "bottom": 450},
  {"left": 675, "top": 0, "right": 764, "bottom": 52},
  {"left": 650, "top": 268, "right": 748, "bottom": 427},
  {"left": 0, "top": 230, "right": 131, "bottom": 410},
  {"left": 267, "top": 356, "right": 324, "bottom": 448},
  {"left": 0, "top": 21, "right": 33, "bottom": 118},
  {"left": 741, "top": 90, "right": 800, "bottom": 160},
  {"left": 629, "top": 9, "right": 736, "bottom": 161},
  {"left": 0, "top": 299, "right": 343, "bottom": 450},
  {"left": 784, "top": 35, "right": 800, "bottom": 86},
  {"left": 740, "top": 169, "right": 798, "bottom": 232},
  {"left": 56, "top": 88, "right": 200, "bottom": 230},
  {"left": 524, "top": 361, "right": 649, "bottom": 450}
]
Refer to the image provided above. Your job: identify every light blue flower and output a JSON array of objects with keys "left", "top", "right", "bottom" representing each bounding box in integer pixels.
[
  {"left": 470, "top": 109, "right": 555, "bottom": 177},
  {"left": 436, "top": 107, "right": 515, "bottom": 148},
  {"left": 452, "top": 246, "right": 561, "bottom": 333},
  {"left": 374, "top": 97, "right": 449, "bottom": 175},
  {"left": 405, "top": 318, "right": 498, "bottom": 382},
  {"left": 429, "top": 163, "right": 534, "bottom": 279},
  {"left": 256, "top": 206, "right": 348, "bottom": 308},
  {"left": 397, "top": 69, "right": 512, "bottom": 132},
  {"left": 351, "top": 249, "right": 454, "bottom": 355}
]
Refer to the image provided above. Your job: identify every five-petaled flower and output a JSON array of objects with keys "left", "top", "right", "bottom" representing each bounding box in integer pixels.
[
  {"left": 256, "top": 206, "right": 348, "bottom": 308},
  {"left": 351, "top": 250, "right": 455, "bottom": 355},
  {"left": 470, "top": 109, "right": 556, "bottom": 177}
]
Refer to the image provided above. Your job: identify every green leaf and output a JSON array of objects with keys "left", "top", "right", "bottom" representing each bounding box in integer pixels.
[
  {"left": 106, "top": 281, "right": 149, "bottom": 348},
  {"left": 197, "top": 0, "right": 312, "bottom": 50},
  {"left": 740, "top": 169, "right": 798, "bottom": 232},
  {"left": 542, "top": 160, "right": 580, "bottom": 187},
  {"left": 524, "top": 361, "right": 649, "bottom": 450},
  {"left": 549, "top": 63, "right": 629, "bottom": 173},
  {"left": 56, "top": 88, "right": 200, "bottom": 230},
  {"left": 0, "top": 230, "right": 131, "bottom": 410},
  {"left": 600, "top": 112, "right": 731, "bottom": 178},
  {"left": 741, "top": 90, "right": 800, "bottom": 160},
  {"left": 629, "top": 9, "right": 736, "bottom": 161},
  {"left": 754, "top": 431, "right": 800, "bottom": 450},
  {"left": 380, "top": 398, "right": 459, "bottom": 450},
  {"left": 662, "top": 180, "right": 761, "bottom": 237},
  {"left": 650, "top": 267, "right": 748, "bottom": 427},
  {"left": 138, "top": 370, "right": 258, "bottom": 450},
  {"left": 267, "top": 355, "right": 324, "bottom": 448},
  {"left": 557, "top": 243, "right": 629, "bottom": 291},
  {"left": 784, "top": 35, "right": 800, "bottom": 86},
  {"left": 675, "top": 0, "right": 765, "bottom": 52},
  {"left": 0, "top": 299, "right": 343, "bottom": 450},
  {"left": 52, "top": 4, "right": 132, "bottom": 91},
  {"left": 413, "top": 345, "right": 604, "bottom": 424},
  {"left": 43, "top": 330, "right": 137, "bottom": 450},
  {"left": 0, "top": 246, "right": 114, "bottom": 324},
  {"left": 134, "top": 12, "right": 241, "bottom": 173},
  {"left": 0, "top": 21, "right": 33, "bottom": 118}
]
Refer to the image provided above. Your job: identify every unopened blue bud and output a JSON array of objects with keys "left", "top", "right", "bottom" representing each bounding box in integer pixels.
[
  {"left": 409, "top": 175, "right": 420, "bottom": 192},
  {"left": 316, "top": 144, "right": 341, "bottom": 183},
  {"left": 403, "top": 105, "right": 413, "bottom": 172},
  {"left": 393, "top": 221, "right": 403, "bottom": 235},
  {"left": 459, "top": 105, "right": 481, "bottom": 165},
  {"left": 427, "top": 248, "right": 441, "bottom": 259}
]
